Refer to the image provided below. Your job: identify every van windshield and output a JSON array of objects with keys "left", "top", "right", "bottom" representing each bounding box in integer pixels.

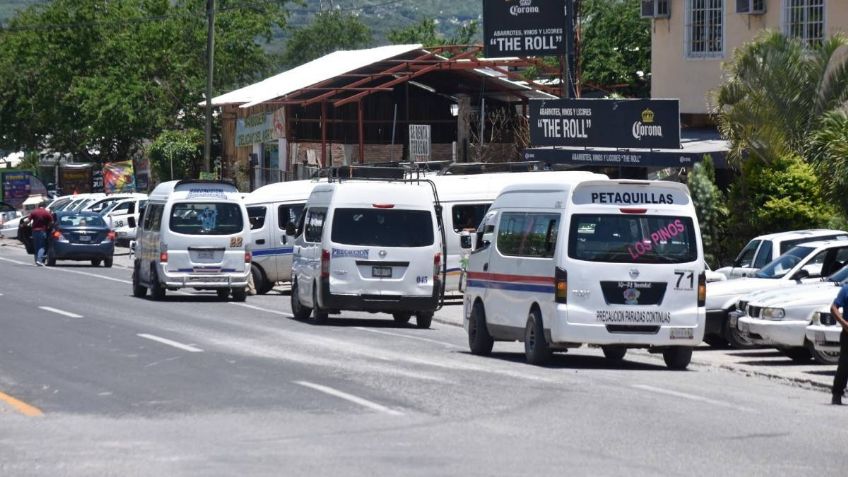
[
  {"left": 568, "top": 214, "right": 698, "bottom": 264},
  {"left": 169, "top": 202, "right": 244, "bottom": 235},
  {"left": 331, "top": 208, "right": 434, "bottom": 247}
]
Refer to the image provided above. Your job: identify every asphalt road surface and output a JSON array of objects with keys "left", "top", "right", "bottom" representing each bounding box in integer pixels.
[{"left": 0, "top": 244, "right": 846, "bottom": 476}]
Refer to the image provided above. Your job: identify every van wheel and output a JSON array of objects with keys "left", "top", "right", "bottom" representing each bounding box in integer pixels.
[
  {"left": 415, "top": 312, "right": 433, "bottom": 329},
  {"left": 312, "top": 286, "right": 328, "bottom": 324},
  {"left": 149, "top": 267, "right": 166, "bottom": 301},
  {"left": 216, "top": 289, "right": 230, "bottom": 300},
  {"left": 524, "top": 309, "right": 551, "bottom": 365},
  {"left": 290, "top": 280, "right": 311, "bottom": 320},
  {"left": 468, "top": 302, "right": 494, "bottom": 356},
  {"left": 602, "top": 345, "right": 627, "bottom": 363},
  {"left": 392, "top": 313, "right": 411, "bottom": 324},
  {"left": 104, "top": 257, "right": 113, "bottom": 268},
  {"left": 251, "top": 265, "right": 273, "bottom": 295},
  {"left": 91, "top": 259, "right": 101, "bottom": 267},
  {"left": 132, "top": 261, "right": 147, "bottom": 298},
  {"left": 663, "top": 347, "right": 693, "bottom": 370},
  {"left": 780, "top": 346, "right": 812, "bottom": 363},
  {"left": 232, "top": 287, "right": 247, "bottom": 302}
]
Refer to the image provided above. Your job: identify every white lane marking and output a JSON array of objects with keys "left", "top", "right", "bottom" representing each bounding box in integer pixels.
[
  {"left": 230, "top": 302, "right": 294, "bottom": 318},
  {"left": 0, "top": 256, "right": 29, "bottom": 266},
  {"left": 137, "top": 333, "right": 204, "bottom": 353},
  {"left": 49, "top": 267, "right": 132, "bottom": 284},
  {"left": 38, "top": 306, "right": 83, "bottom": 319},
  {"left": 632, "top": 384, "right": 755, "bottom": 412},
  {"left": 353, "top": 327, "right": 460, "bottom": 348},
  {"left": 295, "top": 380, "right": 403, "bottom": 416}
]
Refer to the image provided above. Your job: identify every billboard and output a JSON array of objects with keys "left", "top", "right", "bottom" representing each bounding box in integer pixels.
[
  {"left": 483, "top": 0, "right": 567, "bottom": 58},
  {"left": 103, "top": 161, "right": 136, "bottom": 193},
  {"left": 529, "top": 98, "right": 681, "bottom": 150},
  {"left": 61, "top": 165, "right": 92, "bottom": 194},
  {"left": 1, "top": 170, "right": 35, "bottom": 209},
  {"left": 408, "top": 124, "right": 431, "bottom": 162}
]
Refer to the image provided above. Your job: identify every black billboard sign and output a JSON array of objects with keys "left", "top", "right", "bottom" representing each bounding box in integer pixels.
[
  {"left": 529, "top": 99, "right": 681, "bottom": 149},
  {"left": 522, "top": 148, "right": 728, "bottom": 169},
  {"left": 483, "top": 0, "right": 567, "bottom": 58}
]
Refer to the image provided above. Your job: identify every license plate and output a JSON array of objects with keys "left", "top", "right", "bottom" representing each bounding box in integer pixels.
[
  {"left": 670, "top": 328, "right": 693, "bottom": 340},
  {"left": 198, "top": 251, "right": 214, "bottom": 260},
  {"left": 78, "top": 235, "right": 91, "bottom": 242},
  {"left": 372, "top": 266, "right": 392, "bottom": 278},
  {"left": 815, "top": 331, "right": 826, "bottom": 345}
]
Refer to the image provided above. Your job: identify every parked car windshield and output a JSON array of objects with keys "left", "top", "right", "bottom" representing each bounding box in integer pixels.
[
  {"left": 169, "top": 202, "right": 244, "bottom": 235},
  {"left": 567, "top": 214, "right": 698, "bottom": 264},
  {"left": 56, "top": 213, "right": 106, "bottom": 228},
  {"left": 755, "top": 246, "right": 813, "bottom": 279},
  {"left": 331, "top": 208, "right": 434, "bottom": 247}
]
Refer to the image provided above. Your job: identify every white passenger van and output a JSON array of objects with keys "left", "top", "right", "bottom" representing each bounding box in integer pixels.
[
  {"left": 291, "top": 180, "right": 445, "bottom": 328},
  {"left": 132, "top": 180, "right": 251, "bottom": 301},
  {"left": 463, "top": 179, "right": 705, "bottom": 369},
  {"left": 243, "top": 180, "right": 320, "bottom": 294},
  {"left": 429, "top": 170, "right": 608, "bottom": 293}
]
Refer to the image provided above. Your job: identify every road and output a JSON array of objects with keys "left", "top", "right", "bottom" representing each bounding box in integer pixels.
[{"left": 0, "top": 243, "right": 846, "bottom": 476}]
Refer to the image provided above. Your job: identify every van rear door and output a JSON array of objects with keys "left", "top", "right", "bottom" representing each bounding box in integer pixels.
[{"left": 166, "top": 201, "right": 247, "bottom": 276}]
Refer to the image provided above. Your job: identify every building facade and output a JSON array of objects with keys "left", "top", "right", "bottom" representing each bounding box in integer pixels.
[{"left": 647, "top": 0, "right": 848, "bottom": 122}]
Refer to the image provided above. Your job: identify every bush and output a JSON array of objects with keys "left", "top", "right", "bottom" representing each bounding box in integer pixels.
[{"left": 687, "top": 156, "right": 728, "bottom": 265}]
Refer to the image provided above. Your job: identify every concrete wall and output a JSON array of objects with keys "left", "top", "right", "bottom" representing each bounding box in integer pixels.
[{"left": 651, "top": 0, "right": 848, "bottom": 115}]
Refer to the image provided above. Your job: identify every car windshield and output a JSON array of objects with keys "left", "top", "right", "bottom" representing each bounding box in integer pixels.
[
  {"left": 331, "top": 208, "right": 434, "bottom": 247},
  {"left": 57, "top": 213, "right": 106, "bottom": 228},
  {"left": 169, "top": 202, "right": 244, "bottom": 235},
  {"left": 567, "top": 214, "right": 698, "bottom": 264},
  {"left": 755, "top": 246, "right": 813, "bottom": 279}
]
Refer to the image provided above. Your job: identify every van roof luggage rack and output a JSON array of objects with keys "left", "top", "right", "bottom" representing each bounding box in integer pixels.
[
  {"left": 438, "top": 161, "right": 543, "bottom": 175},
  {"left": 175, "top": 179, "right": 236, "bottom": 187}
]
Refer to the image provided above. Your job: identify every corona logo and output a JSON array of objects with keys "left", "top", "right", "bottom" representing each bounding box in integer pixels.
[
  {"left": 641, "top": 108, "right": 655, "bottom": 124},
  {"left": 632, "top": 108, "right": 663, "bottom": 140}
]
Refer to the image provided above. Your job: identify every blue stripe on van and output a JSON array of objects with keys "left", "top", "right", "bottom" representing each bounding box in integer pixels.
[
  {"left": 253, "top": 247, "right": 294, "bottom": 257},
  {"left": 466, "top": 279, "right": 555, "bottom": 294}
]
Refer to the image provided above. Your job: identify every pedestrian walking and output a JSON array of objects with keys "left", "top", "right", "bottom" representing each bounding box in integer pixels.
[
  {"left": 829, "top": 284, "right": 848, "bottom": 405},
  {"left": 28, "top": 201, "right": 53, "bottom": 266}
]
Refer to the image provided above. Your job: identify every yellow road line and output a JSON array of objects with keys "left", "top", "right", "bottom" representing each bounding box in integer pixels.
[{"left": 0, "top": 391, "right": 43, "bottom": 417}]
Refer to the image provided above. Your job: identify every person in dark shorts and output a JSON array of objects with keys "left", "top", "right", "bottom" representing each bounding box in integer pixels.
[{"left": 829, "top": 285, "right": 848, "bottom": 405}]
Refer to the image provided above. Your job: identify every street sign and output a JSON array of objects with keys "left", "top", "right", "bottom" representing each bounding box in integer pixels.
[
  {"left": 409, "top": 124, "right": 431, "bottom": 162},
  {"left": 483, "top": 0, "right": 567, "bottom": 58},
  {"left": 529, "top": 99, "right": 681, "bottom": 149}
]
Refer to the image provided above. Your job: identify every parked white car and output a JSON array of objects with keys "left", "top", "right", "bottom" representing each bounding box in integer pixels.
[
  {"left": 716, "top": 229, "right": 847, "bottom": 280},
  {"left": 705, "top": 239, "right": 848, "bottom": 347},
  {"left": 806, "top": 306, "right": 842, "bottom": 359}
]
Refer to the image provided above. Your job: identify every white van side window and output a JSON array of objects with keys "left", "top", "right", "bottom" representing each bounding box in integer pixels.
[
  {"left": 496, "top": 212, "right": 560, "bottom": 258},
  {"left": 304, "top": 208, "right": 327, "bottom": 243},
  {"left": 144, "top": 204, "right": 164, "bottom": 231},
  {"left": 278, "top": 204, "right": 304, "bottom": 230},
  {"left": 247, "top": 206, "right": 267, "bottom": 230},
  {"left": 452, "top": 204, "right": 490, "bottom": 232}
]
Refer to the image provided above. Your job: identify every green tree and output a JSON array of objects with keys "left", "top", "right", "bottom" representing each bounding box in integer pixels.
[
  {"left": 687, "top": 156, "right": 728, "bottom": 265},
  {"left": 0, "top": 0, "right": 292, "bottom": 163},
  {"left": 809, "top": 110, "right": 848, "bottom": 214},
  {"left": 282, "top": 10, "right": 372, "bottom": 67},
  {"left": 387, "top": 17, "right": 478, "bottom": 47},
  {"left": 578, "top": 0, "right": 650, "bottom": 96},
  {"left": 148, "top": 129, "right": 203, "bottom": 182}
]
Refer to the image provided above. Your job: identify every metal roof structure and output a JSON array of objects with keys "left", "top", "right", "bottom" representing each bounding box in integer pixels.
[{"left": 212, "top": 44, "right": 561, "bottom": 109}]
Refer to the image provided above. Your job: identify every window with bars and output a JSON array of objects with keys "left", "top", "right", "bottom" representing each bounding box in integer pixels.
[
  {"left": 686, "top": 0, "right": 724, "bottom": 59},
  {"left": 784, "top": 0, "right": 825, "bottom": 46}
]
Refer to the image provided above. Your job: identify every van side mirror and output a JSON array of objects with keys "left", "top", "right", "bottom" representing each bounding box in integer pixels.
[
  {"left": 285, "top": 223, "right": 296, "bottom": 236},
  {"left": 460, "top": 231, "right": 472, "bottom": 250},
  {"left": 128, "top": 217, "right": 136, "bottom": 229},
  {"left": 793, "top": 269, "right": 810, "bottom": 281}
]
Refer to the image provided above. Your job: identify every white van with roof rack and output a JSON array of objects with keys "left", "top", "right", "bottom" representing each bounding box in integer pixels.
[
  {"left": 290, "top": 178, "right": 445, "bottom": 328},
  {"left": 243, "top": 180, "right": 320, "bottom": 294},
  {"left": 716, "top": 229, "right": 848, "bottom": 279},
  {"left": 132, "top": 180, "right": 251, "bottom": 301},
  {"left": 463, "top": 179, "right": 705, "bottom": 370}
]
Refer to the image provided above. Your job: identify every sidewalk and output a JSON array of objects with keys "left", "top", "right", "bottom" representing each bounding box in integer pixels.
[{"left": 1, "top": 237, "right": 836, "bottom": 392}]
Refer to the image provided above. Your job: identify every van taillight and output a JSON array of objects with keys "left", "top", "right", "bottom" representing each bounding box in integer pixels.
[
  {"left": 372, "top": 203, "right": 395, "bottom": 209},
  {"left": 555, "top": 267, "right": 568, "bottom": 304},
  {"left": 698, "top": 272, "right": 706, "bottom": 307},
  {"left": 244, "top": 251, "right": 252, "bottom": 263},
  {"left": 321, "top": 249, "right": 330, "bottom": 278},
  {"left": 620, "top": 208, "right": 647, "bottom": 214},
  {"left": 159, "top": 251, "right": 168, "bottom": 263},
  {"left": 433, "top": 253, "right": 441, "bottom": 282}
]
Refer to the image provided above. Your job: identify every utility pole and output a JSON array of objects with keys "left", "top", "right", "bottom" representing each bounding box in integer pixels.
[
  {"left": 204, "top": 0, "right": 216, "bottom": 174},
  {"left": 563, "top": 0, "right": 577, "bottom": 99}
]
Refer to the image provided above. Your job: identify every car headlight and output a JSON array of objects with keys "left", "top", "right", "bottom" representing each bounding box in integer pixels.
[
  {"left": 762, "top": 307, "right": 785, "bottom": 320},
  {"left": 813, "top": 311, "right": 836, "bottom": 326}
]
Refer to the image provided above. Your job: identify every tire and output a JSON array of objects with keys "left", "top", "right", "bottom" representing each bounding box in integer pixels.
[
  {"left": 602, "top": 345, "right": 628, "bottom": 363},
  {"left": 103, "top": 257, "right": 113, "bottom": 268},
  {"left": 524, "top": 309, "right": 552, "bottom": 365},
  {"left": 392, "top": 313, "right": 412, "bottom": 324},
  {"left": 91, "top": 259, "right": 102, "bottom": 267},
  {"left": 149, "top": 267, "right": 166, "bottom": 301},
  {"left": 704, "top": 334, "right": 729, "bottom": 348},
  {"left": 780, "top": 346, "right": 812, "bottom": 363},
  {"left": 216, "top": 289, "right": 230, "bottom": 300},
  {"left": 46, "top": 249, "right": 56, "bottom": 267},
  {"left": 468, "top": 302, "right": 494, "bottom": 356},
  {"left": 811, "top": 346, "right": 841, "bottom": 365},
  {"left": 415, "top": 312, "right": 433, "bottom": 329},
  {"left": 251, "top": 265, "right": 273, "bottom": 295},
  {"left": 312, "top": 285, "right": 328, "bottom": 324},
  {"left": 663, "top": 347, "right": 693, "bottom": 370},
  {"left": 132, "top": 261, "right": 147, "bottom": 298},
  {"left": 231, "top": 287, "right": 247, "bottom": 302},
  {"left": 290, "top": 280, "right": 312, "bottom": 321}
]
